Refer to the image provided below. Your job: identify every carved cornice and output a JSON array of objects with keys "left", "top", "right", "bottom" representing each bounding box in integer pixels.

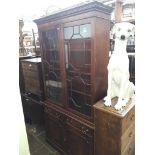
[{"left": 34, "top": 1, "right": 113, "bottom": 24}]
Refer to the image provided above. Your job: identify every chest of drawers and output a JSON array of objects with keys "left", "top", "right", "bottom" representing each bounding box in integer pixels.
[
  {"left": 21, "top": 58, "right": 44, "bottom": 99},
  {"left": 94, "top": 98, "right": 135, "bottom": 155},
  {"left": 19, "top": 56, "right": 34, "bottom": 92}
]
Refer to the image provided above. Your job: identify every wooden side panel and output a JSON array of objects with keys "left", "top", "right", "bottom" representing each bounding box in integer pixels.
[
  {"left": 94, "top": 108, "right": 121, "bottom": 155},
  {"left": 93, "top": 18, "right": 110, "bottom": 102}
]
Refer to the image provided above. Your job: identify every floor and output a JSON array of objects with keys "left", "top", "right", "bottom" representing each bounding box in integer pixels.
[{"left": 26, "top": 123, "right": 60, "bottom": 155}]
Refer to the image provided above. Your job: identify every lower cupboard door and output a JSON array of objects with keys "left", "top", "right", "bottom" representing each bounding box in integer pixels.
[
  {"left": 66, "top": 127, "right": 93, "bottom": 155},
  {"left": 45, "top": 114, "right": 64, "bottom": 149}
]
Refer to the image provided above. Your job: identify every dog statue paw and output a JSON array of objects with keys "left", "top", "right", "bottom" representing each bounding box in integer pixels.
[
  {"left": 114, "top": 103, "right": 123, "bottom": 110},
  {"left": 115, "top": 99, "right": 128, "bottom": 110},
  {"left": 121, "top": 99, "right": 128, "bottom": 107},
  {"left": 103, "top": 97, "right": 112, "bottom": 107}
]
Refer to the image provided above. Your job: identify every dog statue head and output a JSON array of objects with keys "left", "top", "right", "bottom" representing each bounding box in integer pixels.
[{"left": 111, "top": 22, "right": 135, "bottom": 41}]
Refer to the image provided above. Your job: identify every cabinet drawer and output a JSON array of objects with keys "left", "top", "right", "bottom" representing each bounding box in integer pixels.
[
  {"left": 44, "top": 106, "right": 94, "bottom": 137},
  {"left": 66, "top": 117, "right": 94, "bottom": 138},
  {"left": 23, "top": 70, "right": 39, "bottom": 79},
  {"left": 122, "top": 106, "right": 135, "bottom": 133},
  {"left": 25, "top": 86, "right": 41, "bottom": 96},
  {"left": 121, "top": 123, "right": 135, "bottom": 152},
  {"left": 24, "top": 78, "right": 40, "bottom": 86},
  {"left": 44, "top": 106, "right": 66, "bottom": 121},
  {"left": 22, "top": 62, "right": 38, "bottom": 71},
  {"left": 95, "top": 109, "right": 121, "bottom": 138},
  {"left": 122, "top": 137, "right": 135, "bottom": 155}
]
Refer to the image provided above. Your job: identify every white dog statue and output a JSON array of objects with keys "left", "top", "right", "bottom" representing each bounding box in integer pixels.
[{"left": 104, "top": 22, "right": 135, "bottom": 110}]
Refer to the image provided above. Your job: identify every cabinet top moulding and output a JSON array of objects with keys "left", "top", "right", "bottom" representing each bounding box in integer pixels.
[
  {"left": 94, "top": 97, "right": 135, "bottom": 118},
  {"left": 34, "top": 1, "right": 112, "bottom": 25}
]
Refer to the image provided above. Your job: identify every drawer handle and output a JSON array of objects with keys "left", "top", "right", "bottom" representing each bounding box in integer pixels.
[
  {"left": 26, "top": 99, "right": 29, "bottom": 101},
  {"left": 81, "top": 127, "right": 89, "bottom": 134},
  {"left": 128, "top": 131, "right": 133, "bottom": 138},
  {"left": 128, "top": 147, "right": 132, "bottom": 154},
  {"left": 130, "top": 114, "right": 134, "bottom": 121}
]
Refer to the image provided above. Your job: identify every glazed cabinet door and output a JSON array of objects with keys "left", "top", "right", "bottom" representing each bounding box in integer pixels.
[
  {"left": 66, "top": 126, "right": 93, "bottom": 155},
  {"left": 40, "top": 28, "right": 63, "bottom": 105},
  {"left": 63, "top": 21, "right": 93, "bottom": 117}
]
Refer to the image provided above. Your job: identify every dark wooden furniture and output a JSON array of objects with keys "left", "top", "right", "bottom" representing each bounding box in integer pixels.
[
  {"left": 129, "top": 55, "right": 135, "bottom": 84},
  {"left": 19, "top": 56, "right": 34, "bottom": 93},
  {"left": 34, "top": 1, "right": 112, "bottom": 154},
  {"left": 20, "top": 57, "right": 45, "bottom": 125},
  {"left": 94, "top": 98, "right": 135, "bottom": 155},
  {"left": 21, "top": 93, "right": 44, "bottom": 124},
  {"left": 44, "top": 102, "right": 94, "bottom": 155},
  {"left": 21, "top": 57, "right": 44, "bottom": 99}
]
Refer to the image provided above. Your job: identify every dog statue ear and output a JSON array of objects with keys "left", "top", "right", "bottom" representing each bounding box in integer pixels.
[
  {"left": 110, "top": 25, "right": 116, "bottom": 39},
  {"left": 111, "top": 25, "right": 116, "bottom": 34},
  {"left": 132, "top": 26, "right": 135, "bottom": 34}
]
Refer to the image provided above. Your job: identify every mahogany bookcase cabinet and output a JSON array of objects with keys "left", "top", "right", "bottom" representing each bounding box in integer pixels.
[{"left": 34, "top": 1, "right": 112, "bottom": 155}]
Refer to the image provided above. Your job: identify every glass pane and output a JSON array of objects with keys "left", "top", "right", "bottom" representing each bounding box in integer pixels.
[
  {"left": 80, "top": 24, "right": 91, "bottom": 38},
  {"left": 64, "top": 27, "right": 73, "bottom": 39},
  {"left": 64, "top": 24, "right": 91, "bottom": 40},
  {"left": 64, "top": 23, "right": 92, "bottom": 116},
  {"left": 42, "top": 29, "right": 63, "bottom": 104},
  {"left": 45, "top": 30, "right": 57, "bottom": 50},
  {"left": 74, "top": 26, "right": 79, "bottom": 34}
]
